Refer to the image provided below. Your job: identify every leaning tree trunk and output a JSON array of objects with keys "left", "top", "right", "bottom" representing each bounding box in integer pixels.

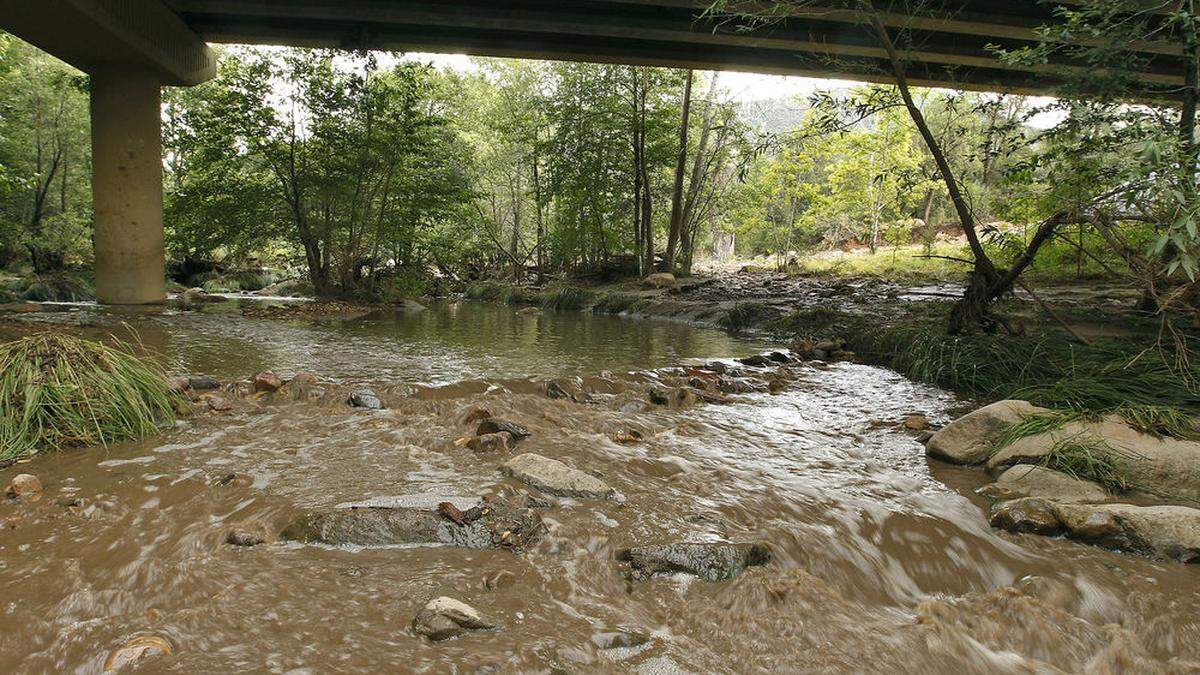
[{"left": 665, "top": 69, "right": 693, "bottom": 273}]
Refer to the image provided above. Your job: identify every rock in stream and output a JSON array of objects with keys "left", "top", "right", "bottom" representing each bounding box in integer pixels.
[
  {"left": 617, "top": 542, "right": 772, "bottom": 581},
  {"left": 280, "top": 498, "right": 542, "bottom": 549}
]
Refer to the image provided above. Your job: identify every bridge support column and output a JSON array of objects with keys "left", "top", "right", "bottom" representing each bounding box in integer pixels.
[{"left": 91, "top": 66, "right": 166, "bottom": 305}]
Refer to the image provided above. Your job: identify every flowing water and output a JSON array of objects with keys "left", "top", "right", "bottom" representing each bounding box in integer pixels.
[{"left": 1, "top": 301, "right": 1198, "bottom": 673}]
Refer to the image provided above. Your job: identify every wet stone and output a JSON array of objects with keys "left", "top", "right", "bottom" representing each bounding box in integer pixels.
[
  {"left": 187, "top": 375, "right": 221, "bottom": 391},
  {"left": 500, "top": 453, "right": 614, "bottom": 500},
  {"left": 476, "top": 418, "right": 530, "bottom": 441},
  {"left": 225, "top": 521, "right": 271, "bottom": 547},
  {"left": 988, "top": 497, "right": 1064, "bottom": 536},
  {"left": 348, "top": 389, "right": 383, "bottom": 410},
  {"left": 904, "top": 414, "right": 930, "bottom": 431},
  {"left": 616, "top": 542, "right": 772, "bottom": 582},
  {"left": 484, "top": 570, "right": 516, "bottom": 590},
  {"left": 280, "top": 499, "right": 542, "bottom": 550},
  {"left": 412, "top": 596, "right": 497, "bottom": 642},
  {"left": 252, "top": 370, "right": 284, "bottom": 393},
  {"left": 5, "top": 473, "right": 42, "bottom": 500},
  {"left": 104, "top": 635, "right": 172, "bottom": 672},
  {"left": 737, "top": 354, "right": 772, "bottom": 367},
  {"left": 545, "top": 381, "right": 571, "bottom": 400},
  {"left": 767, "top": 351, "right": 792, "bottom": 363},
  {"left": 460, "top": 405, "right": 493, "bottom": 425}
]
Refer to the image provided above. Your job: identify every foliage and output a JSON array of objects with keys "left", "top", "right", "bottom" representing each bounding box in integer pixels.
[
  {"left": 592, "top": 292, "right": 647, "bottom": 314},
  {"left": 0, "top": 334, "right": 182, "bottom": 458}
]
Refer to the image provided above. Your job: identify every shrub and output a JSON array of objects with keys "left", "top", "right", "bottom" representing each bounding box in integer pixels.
[{"left": 0, "top": 334, "right": 182, "bottom": 458}]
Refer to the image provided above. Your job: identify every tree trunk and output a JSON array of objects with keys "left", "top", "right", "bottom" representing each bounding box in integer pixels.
[{"left": 665, "top": 69, "right": 693, "bottom": 273}]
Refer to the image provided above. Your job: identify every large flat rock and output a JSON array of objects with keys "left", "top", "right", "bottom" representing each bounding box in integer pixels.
[
  {"left": 617, "top": 542, "right": 772, "bottom": 581},
  {"left": 280, "top": 499, "right": 542, "bottom": 549},
  {"left": 992, "top": 464, "right": 1108, "bottom": 503},
  {"left": 500, "top": 453, "right": 614, "bottom": 500}
]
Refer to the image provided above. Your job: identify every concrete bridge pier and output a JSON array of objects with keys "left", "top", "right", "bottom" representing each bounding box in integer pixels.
[{"left": 91, "top": 66, "right": 166, "bottom": 304}]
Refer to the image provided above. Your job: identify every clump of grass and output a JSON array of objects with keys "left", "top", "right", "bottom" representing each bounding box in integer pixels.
[
  {"left": 21, "top": 274, "right": 94, "bottom": 302},
  {"left": 853, "top": 326, "right": 1200, "bottom": 413},
  {"left": 505, "top": 286, "right": 546, "bottom": 305},
  {"left": 593, "top": 292, "right": 646, "bottom": 315},
  {"left": 1113, "top": 404, "right": 1200, "bottom": 440},
  {"left": 464, "top": 281, "right": 507, "bottom": 301},
  {"left": 0, "top": 334, "right": 183, "bottom": 458},
  {"left": 995, "top": 410, "right": 1092, "bottom": 450},
  {"left": 719, "top": 302, "right": 775, "bottom": 332},
  {"left": 1037, "top": 434, "right": 1150, "bottom": 493},
  {"left": 542, "top": 287, "right": 593, "bottom": 311}
]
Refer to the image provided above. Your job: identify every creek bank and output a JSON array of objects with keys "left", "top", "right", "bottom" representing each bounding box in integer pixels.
[{"left": 929, "top": 399, "right": 1200, "bottom": 562}]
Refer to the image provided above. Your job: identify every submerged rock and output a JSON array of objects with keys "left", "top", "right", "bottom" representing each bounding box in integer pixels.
[
  {"left": 500, "top": 453, "right": 614, "bottom": 500},
  {"left": 225, "top": 521, "right": 271, "bottom": 547},
  {"left": 904, "top": 414, "right": 930, "bottom": 431},
  {"left": 737, "top": 354, "right": 772, "bottom": 367},
  {"left": 926, "top": 400, "right": 1044, "bottom": 465},
  {"left": 476, "top": 418, "right": 530, "bottom": 441},
  {"left": 991, "top": 464, "right": 1108, "bottom": 503},
  {"left": 989, "top": 498, "right": 1200, "bottom": 562},
  {"left": 462, "top": 432, "right": 511, "bottom": 453},
  {"left": 104, "top": 635, "right": 172, "bottom": 671},
  {"left": 412, "top": 596, "right": 496, "bottom": 641},
  {"left": 616, "top": 542, "right": 772, "bottom": 581},
  {"left": 348, "top": 389, "right": 383, "bottom": 410},
  {"left": 280, "top": 499, "right": 542, "bottom": 549},
  {"left": 591, "top": 630, "right": 651, "bottom": 650},
  {"left": 5, "top": 473, "right": 42, "bottom": 500}
]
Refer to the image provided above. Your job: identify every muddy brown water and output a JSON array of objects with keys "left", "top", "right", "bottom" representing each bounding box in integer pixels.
[{"left": 2, "top": 300, "right": 1199, "bottom": 673}]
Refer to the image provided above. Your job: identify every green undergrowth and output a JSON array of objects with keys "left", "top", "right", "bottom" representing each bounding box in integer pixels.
[
  {"left": 541, "top": 287, "right": 594, "bottom": 311},
  {"left": 464, "top": 281, "right": 596, "bottom": 311},
  {"left": 0, "top": 334, "right": 183, "bottom": 459}
]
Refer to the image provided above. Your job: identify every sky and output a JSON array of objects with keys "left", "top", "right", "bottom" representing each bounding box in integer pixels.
[{"left": 403, "top": 52, "right": 828, "bottom": 103}]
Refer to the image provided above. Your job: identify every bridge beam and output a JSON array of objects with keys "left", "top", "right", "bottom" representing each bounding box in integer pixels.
[{"left": 91, "top": 65, "right": 167, "bottom": 305}]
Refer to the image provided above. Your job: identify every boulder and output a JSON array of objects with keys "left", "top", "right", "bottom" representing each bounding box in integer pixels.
[
  {"left": 395, "top": 298, "right": 426, "bottom": 312},
  {"left": 476, "top": 418, "right": 530, "bottom": 441},
  {"left": 989, "top": 498, "right": 1200, "bottom": 563},
  {"left": 104, "top": 635, "right": 172, "bottom": 671},
  {"left": 280, "top": 499, "right": 542, "bottom": 550},
  {"left": 617, "top": 542, "right": 772, "bottom": 582},
  {"left": 282, "top": 372, "right": 321, "bottom": 402},
  {"left": 991, "top": 464, "right": 1108, "bottom": 503},
  {"left": 5, "top": 473, "right": 42, "bottom": 500},
  {"left": 926, "top": 400, "right": 1045, "bottom": 465},
  {"left": 986, "top": 416, "right": 1200, "bottom": 501},
  {"left": 251, "top": 370, "right": 284, "bottom": 393},
  {"left": 460, "top": 405, "right": 493, "bottom": 425},
  {"left": 348, "top": 389, "right": 383, "bottom": 410},
  {"left": 1054, "top": 502, "right": 1200, "bottom": 563},
  {"left": 500, "top": 453, "right": 614, "bottom": 500},
  {"left": 412, "top": 596, "right": 496, "bottom": 642},
  {"left": 641, "top": 272, "right": 676, "bottom": 289},
  {"left": 737, "top": 354, "right": 772, "bottom": 367}
]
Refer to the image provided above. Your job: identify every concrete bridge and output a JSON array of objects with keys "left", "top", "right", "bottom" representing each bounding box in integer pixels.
[{"left": 1, "top": 0, "right": 1190, "bottom": 303}]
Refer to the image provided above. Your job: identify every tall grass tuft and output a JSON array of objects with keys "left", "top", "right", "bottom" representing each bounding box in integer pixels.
[
  {"left": 1037, "top": 434, "right": 1150, "bottom": 494},
  {"left": 0, "top": 334, "right": 183, "bottom": 459},
  {"left": 542, "top": 287, "right": 593, "bottom": 311},
  {"left": 592, "top": 292, "right": 646, "bottom": 315}
]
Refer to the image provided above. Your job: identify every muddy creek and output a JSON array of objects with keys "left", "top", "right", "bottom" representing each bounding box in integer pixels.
[{"left": 1, "top": 300, "right": 1198, "bottom": 673}]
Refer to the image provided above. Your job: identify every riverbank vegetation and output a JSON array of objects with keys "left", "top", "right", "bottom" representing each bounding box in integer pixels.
[
  {"left": 0, "top": 334, "right": 181, "bottom": 458},
  {"left": 0, "top": 1, "right": 1197, "bottom": 405}
]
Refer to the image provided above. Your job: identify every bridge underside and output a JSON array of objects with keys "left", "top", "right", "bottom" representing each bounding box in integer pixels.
[{"left": 0, "top": 0, "right": 1190, "bottom": 303}]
